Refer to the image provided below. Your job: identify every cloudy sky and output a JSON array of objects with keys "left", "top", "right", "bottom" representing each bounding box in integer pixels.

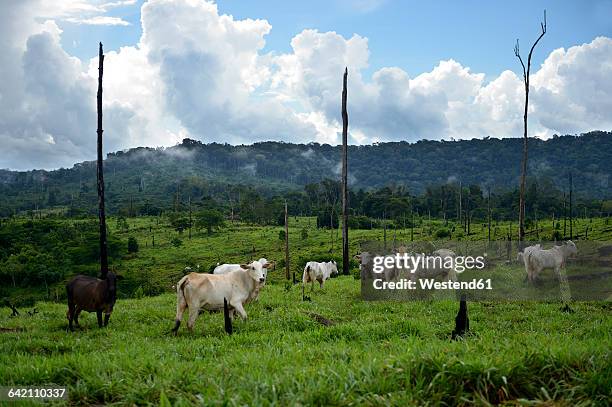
[{"left": 0, "top": 0, "right": 611, "bottom": 170}]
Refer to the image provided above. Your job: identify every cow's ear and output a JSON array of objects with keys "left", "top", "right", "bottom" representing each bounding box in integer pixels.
[
  {"left": 263, "top": 263, "right": 271, "bottom": 269},
  {"left": 240, "top": 264, "right": 250, "bottom": 270}
]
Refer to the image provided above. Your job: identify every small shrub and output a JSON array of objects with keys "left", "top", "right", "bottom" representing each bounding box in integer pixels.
[
  {"left": 171, "top": 237, "right": 183, "bottom": 247},
  {"left": 127, "top": 237, "right": 139, "bottom": 253},
  {"left": 133, "top": 286, "right": 144, "bottom": 299},
  {"left": 301, "top": 228, "right": 308, "bottom": 240},
  {"left": 435, "top": 228, "right": 451, "bottom": 239}
]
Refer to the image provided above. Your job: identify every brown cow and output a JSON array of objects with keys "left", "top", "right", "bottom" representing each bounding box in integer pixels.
[{"left": 66, "top": 272, "right": 121, "bottom": 331}]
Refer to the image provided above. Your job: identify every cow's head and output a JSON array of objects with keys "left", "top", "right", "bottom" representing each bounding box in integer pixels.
[
  {"left": 329, "top": 260, "right": 339, "bottom": 276},
  {"left": 258, "top": 258, "right": 273, "bottom": 281},
  {"left": 565, "top": 240, "right": 578, "bottom": 257},
  {"left": 241, "top": 261, "right": 266, "bottom": 284},
  {"left": 104, "top": 271, "right": 123, "bottom": 306}
]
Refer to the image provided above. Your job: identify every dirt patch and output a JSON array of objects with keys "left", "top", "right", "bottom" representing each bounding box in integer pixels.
[{"left": 305, "top": 312, "right": 336, "bottom": 326}]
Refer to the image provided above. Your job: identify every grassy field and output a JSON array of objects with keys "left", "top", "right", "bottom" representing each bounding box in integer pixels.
[
  {"left": 1, "top": 277, "right": 610, "bottom": 405},
  {"left": 1, "top": 216, "right": 611, "bottom": 405},
  {"left": 100, "top": 215, "right": 612, "bottom": 298}
]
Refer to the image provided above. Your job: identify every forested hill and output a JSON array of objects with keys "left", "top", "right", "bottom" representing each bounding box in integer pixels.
[{"left": 0, "top": 131, "right": 610, "bottom": 216}]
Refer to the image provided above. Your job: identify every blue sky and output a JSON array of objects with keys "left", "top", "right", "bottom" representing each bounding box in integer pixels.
[{"left": 61, "top": 0, "right": 612, "bottom": 79}]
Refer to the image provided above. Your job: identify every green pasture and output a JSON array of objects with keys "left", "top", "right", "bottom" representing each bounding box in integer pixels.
[{"left": 1, "top": 277, "right": 610, "bottom": 406}]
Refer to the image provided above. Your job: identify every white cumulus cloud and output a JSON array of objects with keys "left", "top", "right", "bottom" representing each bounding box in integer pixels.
[{"left": 0, "top": 0, "right": 610, "bottom": 170}]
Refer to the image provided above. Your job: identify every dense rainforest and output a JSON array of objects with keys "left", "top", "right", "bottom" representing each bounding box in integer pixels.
[{"left": 0, "top": 131, "right": 610, "bottom": 221}]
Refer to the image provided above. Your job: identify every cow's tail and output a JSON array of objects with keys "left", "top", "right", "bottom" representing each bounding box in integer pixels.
[
  {"left": 303, "top": 265, "right": 311, "bottom": 284},
  {"left": 172, "top": 275, "right": 190, "bottom": 334},
  {"left": 526, "top": 251, "right": 536, "bottom": 283}
]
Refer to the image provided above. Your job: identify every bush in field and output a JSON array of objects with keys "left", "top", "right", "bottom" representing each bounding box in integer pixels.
[
  {"left": 171, "top": 237, "right": 183, "bottom": 247},
  {"left": 195, "top": 209, "right": 224, "bottom": 235},
  {"left": 168, "top": 213, "right": 190, "bottom": 234},
  {"left": 301, "top": 228, "right": 308, "bottom": 240},
  {"left": 348, "top": 215, "right": 373, "bottom": 229},
  {"left": 127, "top": 237, "right": 139, "bottom": 253},
  {"left": 435, "top": 228, "right": 451, "bottom": 239},
  {"left": 279, "top": 230, "right": 286, "bottom": 241}
]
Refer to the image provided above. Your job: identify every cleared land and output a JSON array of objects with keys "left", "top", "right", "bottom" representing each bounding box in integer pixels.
[{"left": 0, "top": 217, "right": 610, "bottom": 405}]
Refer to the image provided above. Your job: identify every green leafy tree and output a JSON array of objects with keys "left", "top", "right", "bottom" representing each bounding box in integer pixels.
[
  {"left": 168, "top": 213, "right": 190, "bottom": 234},
  {"left": 195, "top": 209, "right": 224, "bottom": 235}
]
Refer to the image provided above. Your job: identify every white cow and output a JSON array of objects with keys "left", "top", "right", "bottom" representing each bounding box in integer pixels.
[
  {"left": 172, "top": 260, "right": 266, "bottom": 334},
  {"left": 517, "top": 244, "right": 541, "bottom": 279},
  {"left": 302, "top": 261, "right": 338, "bottom": 291},
  {"left": 213, "top": 258, "right": 271, "bottom": 301},
  {"left": 214, "top": 258, "right": 271, "bottom": 276},
  {"left": 526, "top": 241, "right": 577, "bottom": 283}
]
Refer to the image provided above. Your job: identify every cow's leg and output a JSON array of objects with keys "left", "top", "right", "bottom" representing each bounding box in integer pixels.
[
  {"left": 96, "top": 310, "right": 103, "bottom": 328},
  {"left": 533, "top": 267, "right": 543, "bottom": 284},
  {"left": 186, "top": 305, "right": 199, "bottom": 332},
  {"left": 103, "top": 312, "right": 111, "bottom": 327},
  {"left": 67, "top": 303, "right": 75, "bottom": 331},
  {"left": 555, "top": 264, "right": 563, "bottom": 281},
  {"left": 74, "top": 307, "right": 82, "bottom": 328},
  {"left": 231, "top": 301, "right": 248, "bottom": 321},
  {"left": 527, "top": 266, "right": 535, "bottom": 283},
  {"left": 172, "top": 293, "right": 188, "bottom": 335},
  {"left": 319, "top": 278, "right": 324, "bottom": 289}
]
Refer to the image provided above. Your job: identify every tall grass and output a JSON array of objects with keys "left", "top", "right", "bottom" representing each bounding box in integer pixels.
[{"left": 1, "top": 277, "right": 610, "bottom": 405}]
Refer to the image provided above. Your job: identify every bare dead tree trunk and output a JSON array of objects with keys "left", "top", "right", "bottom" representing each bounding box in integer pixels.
[
  {"left": 569, "top": 172, "right": 573, "bottom": 239},
  {"left": 188, "top": 195, "right": 192, "bottom": 240},
  {"left": 96, "top": 42, "right": 108, "bottom": 279},
  {"left": 458, "top": 181, "right": 463, "bottom": 232},
  {"left": 285, "top": 201, "right": 289, "bottom": 280},
  {"left": 411, "top": 210, "right": 414, "bottom": 241},
  {"left": 341, "top": 68, "right": 350, "bottom": 275},
  {"left": 515, "top": 10, "right": 546, "bottom": 246},
  {"left": 487, "top": 187, "right": 491, "bottom": 242},
  {"left": 563, "top": 191, "right": 567, "bottom": 237}
]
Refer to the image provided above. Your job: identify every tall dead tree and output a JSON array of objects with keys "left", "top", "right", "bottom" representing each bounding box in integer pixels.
[
  {"left": 487, "top": 187, "right": 491, "bottom": 242},
  {"left": 458, "top": 181, "right": 463, "bottom": 232},
  {"left": 569, "top": 172, "right": 573, "bottom": 239},
  {"left": 188, "top": 195, "right": 192, "bottom": 240},
  {"left": 341, "top": 67, "right": 350, "bottom": 275},
  {"left": 285, "top": 201, "right": 290, "bottom": 280},
  {"left": 96, "top": 42, "right": 109, "bottom": 279},
  {"left": 514, "top": 10, "right": 546, "bottom": 245}
]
